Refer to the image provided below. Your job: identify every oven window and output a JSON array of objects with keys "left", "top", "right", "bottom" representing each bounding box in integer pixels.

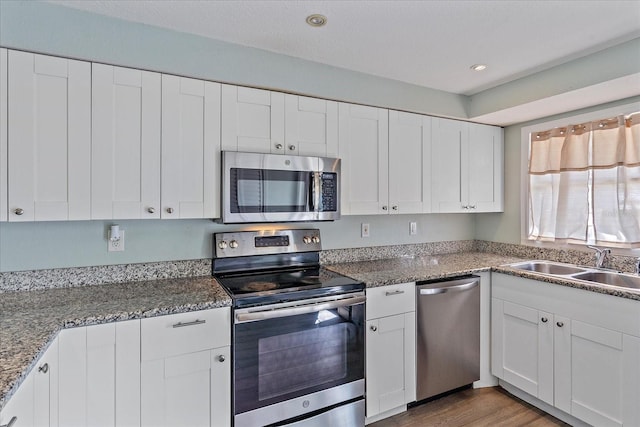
[
  {"left": 230, "top": 168, "right": 310, "bottom": 213},
  {"left": 258, "top": 322, "right": 347, "bottom": 401},
  {"left": 234, "top": 304, "right": 364, "bottom": 415}
]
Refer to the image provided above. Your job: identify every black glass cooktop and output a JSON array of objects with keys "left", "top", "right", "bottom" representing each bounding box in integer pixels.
[{"left": 215, "top": 266, "right": 364, "bottom": 308}]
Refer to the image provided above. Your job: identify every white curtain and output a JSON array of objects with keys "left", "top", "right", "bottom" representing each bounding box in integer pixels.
[{"left": 528, "top": 112, "right": 640, "bottom": 247}]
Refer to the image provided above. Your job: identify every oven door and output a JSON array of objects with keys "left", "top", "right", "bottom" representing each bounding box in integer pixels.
[{"left": 233, "top": 293, "right": 365, "bottom": 427}]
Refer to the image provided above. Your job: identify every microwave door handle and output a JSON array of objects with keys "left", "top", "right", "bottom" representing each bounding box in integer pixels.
[{"left": 310, "top": 172, "right": 321, "bottom": 212}]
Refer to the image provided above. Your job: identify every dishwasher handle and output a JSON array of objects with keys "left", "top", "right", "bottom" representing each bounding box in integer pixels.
[{"left": 418, "top": 278, "right": 479, "bottom": 295}]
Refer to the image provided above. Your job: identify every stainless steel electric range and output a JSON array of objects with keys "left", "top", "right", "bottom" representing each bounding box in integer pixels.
[{"left": 213, "top": 229, "right": 365, "bottom": 427}]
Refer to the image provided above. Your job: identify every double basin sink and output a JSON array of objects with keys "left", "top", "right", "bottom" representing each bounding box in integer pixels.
[{"left": 507, "top": 260, "right": 640, "bottom": 290}]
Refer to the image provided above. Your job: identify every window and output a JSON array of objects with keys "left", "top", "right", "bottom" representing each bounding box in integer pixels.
[{"left": 523, "top": 105, "right": 640, "bottom": 249}]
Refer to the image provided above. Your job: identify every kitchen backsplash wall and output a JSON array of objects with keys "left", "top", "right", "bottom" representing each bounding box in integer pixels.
[{"left": 0, "top": 214, "right": 475, "bottom": 272}]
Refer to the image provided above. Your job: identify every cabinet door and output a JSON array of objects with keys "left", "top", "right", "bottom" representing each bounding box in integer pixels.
[
  {"left": 467, "top": 123, "right": 503, "bottom": 212},
  {"left": 210, "top": 346, "right": 231, "bottom": 427},
  {"left": 490, "top": 299, "right": 553, "bottom": 403},
  {"left": 162, "top": 75, "right": 220, "bottom": 219},
  {"left": 58, "top": 321, "right": 140, "bottom": 427},
  {"left": 555, "top": 319, "right": 639, "bottom": 427},
  {"left": 338, "top": 103, "right": 389, "bottom": 215},
  {"left": 284, "top": 95, "right": 338, "bottom": 157},
  {"left": 431, "top": 117, "right": 467, "bottom": 213},
  {"left": 366, "top": 312, "right": 416, "bottom": 417},
  {"left": 7, "top": 50, "right": 91, "bottom": 221},
  {"left": 141, "top": 350, "right": 213, "bottom": 427},
  {"left": 33, "top": 339, "right": 58, "bottom": 427},
  {"left": 91, "top": 64, "right": 161, "bottom": 219},
  {"left": 388, "top": 111, "right": 431, "bottom": 214},
  {"left": 0, "top": 373, "right": 34, "bottom": 427},
  {"left": 0, "top": 48, "right": 7, "bottom": 222},
  {"left": 221, "top": 85, "right": 285, "bottom": 154}
]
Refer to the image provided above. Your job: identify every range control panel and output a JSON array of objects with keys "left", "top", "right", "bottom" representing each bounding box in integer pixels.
[{"left": 214, "top": 229, "right": 321, "bottom": 258}]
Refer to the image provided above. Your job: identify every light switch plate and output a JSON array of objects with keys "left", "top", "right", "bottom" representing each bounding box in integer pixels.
[
  {"left": 361, "top": 223, "right": 370, "bottom": 238},
  {"left": 410, "top": 222, "right": 417, "bottom": 235}
]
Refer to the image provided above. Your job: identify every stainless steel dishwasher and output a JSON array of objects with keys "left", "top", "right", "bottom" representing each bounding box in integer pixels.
[{"left": 415, "top": 275, "right": 480, "bottom": 401}]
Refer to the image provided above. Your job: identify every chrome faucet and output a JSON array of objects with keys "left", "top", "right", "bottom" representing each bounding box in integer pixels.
[{"left": 586, "top": 245, "right": 611, "bottom": 269}]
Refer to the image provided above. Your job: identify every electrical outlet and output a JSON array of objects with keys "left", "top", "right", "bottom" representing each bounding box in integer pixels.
[
  {"left": 361, "top": 223, "right": 370, "bottom": 238},
  {"left": 410, "top": 222, "right": 417, "bottom": 235},
  {"left": 108, "top": 230, "right": 125, "bottom": 252}
]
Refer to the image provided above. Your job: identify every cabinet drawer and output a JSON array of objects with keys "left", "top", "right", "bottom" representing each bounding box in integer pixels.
[
  {"left": 141, "top": 308, "right": 230, "bottom": 361},
  {"left": 366, "top": 282, "right": 415, "bottom": 320}
]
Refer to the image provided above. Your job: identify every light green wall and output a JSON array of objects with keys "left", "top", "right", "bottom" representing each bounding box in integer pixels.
[
  {"left": 475, "top": 95, "right": 640, "bottom": 244},
  {"left": 0, "top": 1, "right": 636, "bottom": 272},
  {"left": 0, "top": 1, "right": 478, "bottom": 272}
]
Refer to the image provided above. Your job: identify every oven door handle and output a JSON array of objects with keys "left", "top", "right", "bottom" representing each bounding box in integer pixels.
[{"left": 235, "top": 295, "right": 366, "bottom": 323}]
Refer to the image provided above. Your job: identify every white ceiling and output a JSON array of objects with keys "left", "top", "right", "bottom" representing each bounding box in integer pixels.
[{"left": 46, "top": 0, "right": 640, "bottom": 124}]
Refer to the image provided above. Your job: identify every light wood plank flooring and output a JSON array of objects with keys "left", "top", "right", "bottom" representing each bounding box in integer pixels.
[{"left": 370, "top": 387, "right": 570, "bottom": 427}]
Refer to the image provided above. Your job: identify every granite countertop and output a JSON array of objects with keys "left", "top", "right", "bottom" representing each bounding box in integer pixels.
[
  {"left": 0, "top": 276, "right": 232, "bottom": 410},
  {"left": 325, "top": 251, "right": 523, "bottom": 287}
]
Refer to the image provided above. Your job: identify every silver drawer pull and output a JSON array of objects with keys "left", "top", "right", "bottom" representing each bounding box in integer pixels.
[
  {"left": 172, "top": 319, "right": 206, "bottom": 328},
  {"left": 1, "top": 416, "right": 18, "bottom": 427},
  {"left": 38, "top": 363, "right": 49, "bottom": 374},
  {"left": 385, "top": 290, "right": 405, "bottom": 296}
]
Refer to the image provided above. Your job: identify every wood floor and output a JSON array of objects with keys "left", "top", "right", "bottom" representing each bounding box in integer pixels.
[{"left": 370, "top": 387, "right": 570, "bottom": 427}]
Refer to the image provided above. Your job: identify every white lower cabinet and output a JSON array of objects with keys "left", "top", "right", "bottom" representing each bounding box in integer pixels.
[
  {"left": 0, "top": 339, "right": 58, "bottom": 427},
  {"left": 365, "top": 282, "right": 416, "bottom": 422},
  {"left": 58, "top": 320, "right": 140, "bottom": 427},
  {"left": 140, "top": 308, "right": 231, "bottom": 427},
  {"left": 492, "top": 273, "right": 640, "bottom": 427}
]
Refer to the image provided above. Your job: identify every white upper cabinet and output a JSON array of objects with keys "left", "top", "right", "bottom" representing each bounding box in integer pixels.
[
  {"left": 338, "top": 103, "right": 389, "bottom": 215},
  {"left": 91, "top": 64, "right": 161, "bottom": 219},
  {"left": 468, "top": 122, "right": 503, "bottom": 212},
  {"left": 1, "top": 48, "right": 7, "bottom": 222},
  {"left": 7, "top": 50, "right": 91, "bottom": 221},
  {"left": 162, "top": 75, "right": 221, "bottom": 219},
  {"left": 221, "top": 85, "right": 285, "bottom": 154},
  {"left": 388, "top": 111, "right": 431, "bottom": 214},
  {"left": 222, "top": 85, "right": 338, "bottom": 157},
  {"left": 284, "top": 94, "right": 338, "bottom": 157},
  {"left": 431, "top": 118, "right": 503, "bottom": 213}
]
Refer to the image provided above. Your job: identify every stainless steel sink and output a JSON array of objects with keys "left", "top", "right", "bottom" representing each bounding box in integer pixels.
[
  {"left": 509, "top": 261, "right": 588, "bottom": 276},
  {"left": 571, "top": 271, "right": 640, "bottom": 290}
]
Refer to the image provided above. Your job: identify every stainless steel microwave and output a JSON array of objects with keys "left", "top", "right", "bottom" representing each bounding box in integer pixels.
[{"left": 222, "top": 151, "right": 341, "bottom": 223}]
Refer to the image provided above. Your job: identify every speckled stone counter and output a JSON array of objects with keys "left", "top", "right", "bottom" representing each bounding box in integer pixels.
[
  {"left": 325, "top": 252, "right": 640, "bottom": 302},
  {"left": 493, "top": 264, "right": 640, "bottom": 301},
  {"left": 325, "top": 252, "right": 523, "bottom": 287},
  {"left": 0, "top": 276, "right": 231, "bottom": 410}
]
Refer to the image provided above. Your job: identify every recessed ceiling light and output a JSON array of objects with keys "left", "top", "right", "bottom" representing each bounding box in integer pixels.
[
  {"left": 470, "top": 64, "right": 487, "bottom": 72},
  {"left": 306, "top": 14, "right": 327, "bottom": 27}
]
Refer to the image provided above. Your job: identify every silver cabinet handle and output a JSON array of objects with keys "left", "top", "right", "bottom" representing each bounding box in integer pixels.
[
  {"left": 382, "top": 206, "right": 388, "bottom": 211},
  {"left": 469, "top": 205, "right": 476, "bottom": 209},
  {"left": 38, "top": 363, "right": 49, "bottom": 374},
  {"left": 166, "top": 207, "right": 174, "bottom": 214},
  {"left": 13, "top": 208, "right": 24, "bottom": 216},
  {"left": 172, "top": 319, "right": 206, "bottom": 328},
  {"left": 556, "top": 321, "right": 564, "bottom": 328},
  {"left": 385, "top": 290, "right": 405, "bottom": 296},
  {"left": 288, "top": 145, "right": 296, "bottom": 151},
  {"left": 370, "top": 325, "right": 377, "bottom": 332},
  {"left": 217, "top": 355, "right": 226, "bottom": 363},
  {"left": 147, "top": 207, "right": 155, "bottom": 214},
  {"left": 541, "top": 317, "right": 548, "bottom": 323},
  {"left": 1, "top": 416, "right": 17, "bottom": 427},
  {"left": 275, "top": 143, "right": 283, "bottom": 150},
  {"left": 392, "top": 205, "right": 398, "bottom": 211}
]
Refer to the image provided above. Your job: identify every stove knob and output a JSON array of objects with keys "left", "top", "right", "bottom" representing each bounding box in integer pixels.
[
  {"left": 229, "top": 240, "right": 239, "bottom": 249},
  {"left": 303, "top": 236, "right": 312, "bottom": 244},
  {"left": 311, "top": 236, "right": 320, "bottom": 244},
  {"left": 218, "top": 241, "right": 228, "bottom": 250}
]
